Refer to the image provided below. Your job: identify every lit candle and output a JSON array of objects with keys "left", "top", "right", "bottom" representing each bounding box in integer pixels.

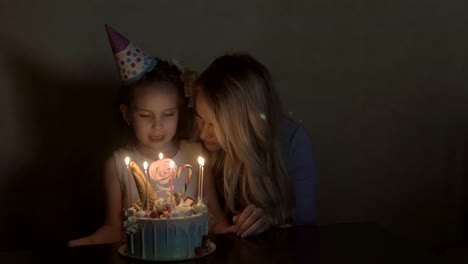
[
  {"left": 159, "top": 153, "right": 163, "bottom": 160},
  {"left": 198, "top": 156, "right": 205, "bottom": 204},
  {"left": 143, "top": 161, "right": 149, "bottom": 211},
  {"left": 125, "top": 157, "right": 132, "bottom": 208}
]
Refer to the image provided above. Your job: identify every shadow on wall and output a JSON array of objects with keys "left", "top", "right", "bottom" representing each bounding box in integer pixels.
[
  {"left": 0, "top": 44, "right": 124, "bottom": 250},
  {"left": 462, "top": 138, "right": 468, "bottom": 245}
]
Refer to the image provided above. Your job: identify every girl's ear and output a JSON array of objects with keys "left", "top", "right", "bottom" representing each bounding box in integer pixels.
[{"left": 120, "top": 104, "right": 131, "bottom": 125}]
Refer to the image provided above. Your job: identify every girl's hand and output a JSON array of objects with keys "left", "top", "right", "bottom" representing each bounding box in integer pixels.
[
  {"left": 67, "top": 224, "right": 122, "bottom": 247},
  {"left": 68, "top": 236, "right": 95, "bottom": 247},
  {"left": 232, "top": 204, "right": 271, "bottom": 238}
]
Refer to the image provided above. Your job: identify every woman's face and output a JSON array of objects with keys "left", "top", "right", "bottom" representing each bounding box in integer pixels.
[{"left": 194, "top": 92, "right": 221, "bottom": 152}]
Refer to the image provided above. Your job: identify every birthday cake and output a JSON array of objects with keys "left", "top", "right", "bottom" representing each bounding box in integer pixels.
[
  {"left": 121, "top": 159, "right": 212, "bottom": 261},
  {"left": 123, "top": 198, "right": 210, "bottom": 260}
]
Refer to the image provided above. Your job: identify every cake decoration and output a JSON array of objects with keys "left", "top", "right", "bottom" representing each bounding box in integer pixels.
[
  {"left": 126, "top": 208, "right": 136, "bottom": 217},
  {"left": 179, "top": 164, "right": 193, "bottom": 198},
  {"left": 149, "top": 153, "right": 193, "bottom": 209},
  {"left": 129, "top": 161, "right": 158, "bottom": 210},
  {"left": 135, "top": 210, "right": 146, "bottom": 218},
  {"left": 123, "top": 218, "right": 138, "bottom": 235},
  {"left": 201, "top": 235, "right": 211, "bottom": 249},
  {"left": 149, "top": 158, "right": 175, "bottom": 185}
]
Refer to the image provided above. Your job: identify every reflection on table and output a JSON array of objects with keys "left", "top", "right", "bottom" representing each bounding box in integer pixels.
[{"left": 0, "top": 222, "right": 445, "bottom": 264}]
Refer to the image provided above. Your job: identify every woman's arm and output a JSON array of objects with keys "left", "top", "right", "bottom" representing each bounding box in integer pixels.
[
  {"left": 286, "top": 124, "right": 317, "bottom": 225},
  {"left": 68, "top": 157, "right": 123, "bottom": 246}
]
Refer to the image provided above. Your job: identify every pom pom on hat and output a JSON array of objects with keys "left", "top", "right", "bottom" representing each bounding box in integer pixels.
[{"left": 105, "top": 24, "right": 158, "bottom": 84}]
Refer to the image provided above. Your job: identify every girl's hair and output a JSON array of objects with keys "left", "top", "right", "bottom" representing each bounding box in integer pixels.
[
  {"left": 114, "top": 57, "right": 194, "bottom": 147},
  {"left": 194, "top": 53, "right": 295, "bottom": 226}
]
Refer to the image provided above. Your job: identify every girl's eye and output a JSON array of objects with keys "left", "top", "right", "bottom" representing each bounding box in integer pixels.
[
  {"left": 164, "top": 113, "right": 175, "bottom": 117},
  {"left": 139, "top": 114, "right": 151, "bottom": 118}
]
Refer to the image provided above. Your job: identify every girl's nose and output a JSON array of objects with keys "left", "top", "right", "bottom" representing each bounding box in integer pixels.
[{"left": 152, "top": 117, "right": 163, "bottom": 129}]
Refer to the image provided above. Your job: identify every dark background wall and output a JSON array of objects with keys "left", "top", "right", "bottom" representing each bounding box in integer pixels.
[{"left": 0, "top": 0, "right": 467, "bottom": 251}]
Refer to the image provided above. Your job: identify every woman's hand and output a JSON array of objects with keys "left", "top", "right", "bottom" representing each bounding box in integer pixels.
[{"left": 232, "top": 204, "right": 271, "bottom": 238}]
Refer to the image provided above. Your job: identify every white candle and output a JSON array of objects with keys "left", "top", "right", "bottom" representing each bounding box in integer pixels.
[
  {"left": 159, "top": 153, "right": 163, "bottom": 160},
  {"left": 125, "top": 157, "right": 131, "bottom": 208},
  {"left": 143, "top": 161, "right": 149, "bottom": 211},
  {"left": 198, "top": 156, "right": 205, "bottom": 203}
]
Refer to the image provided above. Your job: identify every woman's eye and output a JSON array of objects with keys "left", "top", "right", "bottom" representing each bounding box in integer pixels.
[
  {"left": 139, "top": 114, "right": 151, "bottom": 118},
  {"left": 196, "top": 116, "right": 204, "bottom": 123},
  {"left": 164, "top": 113, "right": 175, "bottom": 117}
]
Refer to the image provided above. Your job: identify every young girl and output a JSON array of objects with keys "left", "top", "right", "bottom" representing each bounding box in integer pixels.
[
  {"left": 193, "top": 53, "right": 317, "bottom": 238},
  {"left": 68, "top": 25, "right": 226, "bottom": 246}
]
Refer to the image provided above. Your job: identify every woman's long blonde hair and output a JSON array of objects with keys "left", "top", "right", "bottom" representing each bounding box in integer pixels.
[{"left": 195, "top": 53, "right": 295, "bottom": 226}]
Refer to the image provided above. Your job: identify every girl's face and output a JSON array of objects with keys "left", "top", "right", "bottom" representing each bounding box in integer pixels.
[
  {"left": 194, "top": 92, "right": 221, "bottom": 152},
  {"left": 123, "top": 83, "right": 179, "bottom": 155}
]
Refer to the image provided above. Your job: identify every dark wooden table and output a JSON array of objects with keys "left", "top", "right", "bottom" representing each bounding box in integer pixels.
[{"left": 0, "top": 222, "right": 444, "bottom": 264}]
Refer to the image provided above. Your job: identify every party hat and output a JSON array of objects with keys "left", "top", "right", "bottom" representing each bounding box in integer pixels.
[{"left": 105, "top": 24, "right": 158, "bottom": 84}]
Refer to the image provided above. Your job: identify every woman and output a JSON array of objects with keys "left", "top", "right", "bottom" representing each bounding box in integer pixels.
[{"left": 194, "top": 53, "right": 317, "bottom": 238}]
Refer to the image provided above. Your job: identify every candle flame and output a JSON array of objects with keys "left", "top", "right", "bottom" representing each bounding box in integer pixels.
[
  {"left": 198, "top": 156, "right": 205, "bottom": 166},
  {"left": 143, "top": 161, "right": 148, "bottom": 170},
  {"left": 159, "top": 153, "right": 163, "bottom": 160},
  {"left": 125, "top": 157, "right": 130, "bottom": 166}
]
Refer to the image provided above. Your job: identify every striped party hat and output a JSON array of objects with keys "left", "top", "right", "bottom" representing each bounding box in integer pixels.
[{"left": 105, "top": 24, "right": 158, "bottom": 84}]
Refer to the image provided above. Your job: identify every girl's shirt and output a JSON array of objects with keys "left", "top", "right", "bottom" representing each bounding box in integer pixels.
[{"left": 113, "top": 140, "right": 203, "bottom": 209}]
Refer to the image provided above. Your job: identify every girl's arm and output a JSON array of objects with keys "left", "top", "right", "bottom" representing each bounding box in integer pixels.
[{"left": 68, "top": 157, "right": 123, "bottom": 246}]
